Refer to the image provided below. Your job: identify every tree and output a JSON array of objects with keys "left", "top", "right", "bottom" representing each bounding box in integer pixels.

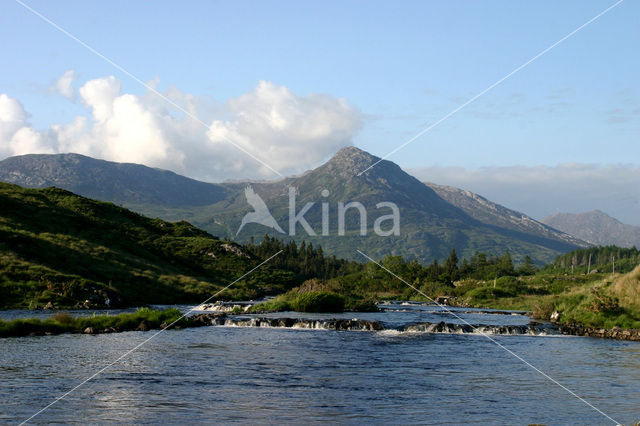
[
  {"left": 517, "top": 255, "right": 537, "bottom": 275},
  {"left": 498, "top": 251, "right": 515, "bottom": 276},
  {"left": 444, "top": 249, "right": 459, "bottom": 282}
]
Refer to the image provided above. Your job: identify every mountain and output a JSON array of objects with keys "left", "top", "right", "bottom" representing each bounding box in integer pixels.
[
  {"left": 0, "top": 147, "right": 586, "bottom": 264},
  {"left": 0, "top": 182, "right": 297, "bottom": 309},
  {"left": 0, "top": 153, "right": 229, "bottom": 207},
  {"left": 425, "top": 183, "right": 586, "bottom": 247},
  {"left": 542, "top": 210, "right": 640, "bottom": 248}
]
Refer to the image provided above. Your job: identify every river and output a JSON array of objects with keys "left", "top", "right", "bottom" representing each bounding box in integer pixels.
[{"left": 1, "top": 303, "right": 639, "bottom": 424}]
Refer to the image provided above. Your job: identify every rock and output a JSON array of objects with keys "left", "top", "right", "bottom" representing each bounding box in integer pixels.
[{"left": 83, "top": 327, "right": 95, "bottom": 334}]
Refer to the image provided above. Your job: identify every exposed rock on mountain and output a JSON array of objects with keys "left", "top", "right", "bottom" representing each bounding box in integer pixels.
[{"left": 542, "top": 210, "right": 640, "bottom": 248}]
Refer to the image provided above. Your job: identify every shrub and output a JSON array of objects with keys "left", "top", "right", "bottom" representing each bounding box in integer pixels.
[
  {"left": 346, "top": 298, "right": 379, "bottom": 312},
  {"left": 293, "top": 292, "right": 345, "bottom": 313},
  {"left": 466, "top": 286, "right": 515, "bottom": 303},
  {"left": 532, "top": 300, "right": 555, "bottom": 320}
]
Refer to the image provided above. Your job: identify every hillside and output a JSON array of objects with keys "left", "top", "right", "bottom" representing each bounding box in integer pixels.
[
  {"left": 542, "top": 210, "right": 640, "bottom": 248},
  {"left": 0, "top": 153, "right": 229, "bottom": 207},
  {"left": 425, "top": 183, "right": 586, "bottom": 247},
  {"left": 0, "top": 148, "right": 585, "bottom": 264},
  {"left": 0, "top": 182, "right": 295, "bottom": 309}
]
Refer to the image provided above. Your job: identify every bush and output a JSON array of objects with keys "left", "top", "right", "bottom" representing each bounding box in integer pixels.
[
  {"left": 532, "top": 300, "right": 555, "bottom": 320},
  {"left": 293, "top": 292, "right": 345, "bottom": 313},
  {"left": 466, "top": 286, "right": 515, "bottom": 303},
  {"left": 345, "top": 298, "right": 379, "bottom": 312}
]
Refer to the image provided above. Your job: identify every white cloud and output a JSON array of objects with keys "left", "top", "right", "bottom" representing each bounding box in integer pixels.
[
  {"left": 78, "top": 76, "right": 121, "bottom": 122},
  {"left": 52, "top": 70, "right": 77, "bottom": 100},
  {"left": 206, "top": 80, "right": 362, "bottom": 177},
  {"left": 0, "top": 94, "right": 54, "bottom": 158},
  {"left": 410, "top": 164, "right": 640, "bottom": 226},
  {"left": 1, "top": 76, "right": 362, "bottom": 181}
]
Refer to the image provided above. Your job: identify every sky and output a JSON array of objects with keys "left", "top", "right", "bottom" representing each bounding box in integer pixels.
[{"left": 1, "top": 0, "right": 639, "bottom": 224}]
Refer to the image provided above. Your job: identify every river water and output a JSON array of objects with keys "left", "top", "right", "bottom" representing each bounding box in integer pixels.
[{"left": 1, "top": 303, "right": 639, "bottom": 424}]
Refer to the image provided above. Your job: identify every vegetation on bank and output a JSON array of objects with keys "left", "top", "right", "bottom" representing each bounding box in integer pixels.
[
  {"left": 0, "top": 183, "right": 303, "bottom": 309},
  {"left": 251, "top": 246, "right": 639, "bottom": 329},
  {"left": 250, "top": 278, "right": 379, "bottom": 313},
  {"left": 0, "top": 308, "right": 185, "bottom": 338},
  {"left": 2, "top": 182, "right": 640, "bottom": 331}
]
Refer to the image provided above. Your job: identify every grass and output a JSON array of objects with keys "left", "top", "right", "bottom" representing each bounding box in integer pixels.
[
  {"left": 0, "top": 182, "right": 298, "bottom": 309},
  {"left": 250, "top": 279, "right": 380, "bottom": 313},
  {"left": 0, "top": 308, "right": 184, "bottom": 338},
  {"left": 448, "top": 266, "right": 640, "bottom": 329}
]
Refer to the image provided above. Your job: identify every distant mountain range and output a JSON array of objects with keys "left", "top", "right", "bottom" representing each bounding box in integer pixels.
[
  {"left": 542, "top": 210, "right": 640, "bottom": 248},
  {"left": 0, "top": 153, "right": 229, "bottom": 207},
  {"left": 0, "top": 147, "right": 589, "bottom": 263}
]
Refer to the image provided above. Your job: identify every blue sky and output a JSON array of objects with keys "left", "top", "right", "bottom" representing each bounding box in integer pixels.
[{"left": 1, "top": 0, "right": 639, "bottom": 222}]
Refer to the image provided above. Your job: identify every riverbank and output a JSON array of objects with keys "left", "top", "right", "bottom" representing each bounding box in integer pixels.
[
  {"left": 3, "top": 305, "right": 640, "bottom": 342},
  {"left": 559, "top": 322, "right": 640, "bottom": 341},
  {"left": 0, "top": 308, "right": 198, "bottom": 338}
]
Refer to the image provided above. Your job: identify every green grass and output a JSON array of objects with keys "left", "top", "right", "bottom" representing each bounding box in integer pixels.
[
  {"left": 0, "top": 183, "right": 297, "bottom": 309},
  {"left": 446, "top": 267, "right": 640, "bottom": 329},
  {"left": 250, "top": 279, "right": 379, "bottom": 313},
  {"left": 0, "top": 308, "right": 184, "bottom": 338}
]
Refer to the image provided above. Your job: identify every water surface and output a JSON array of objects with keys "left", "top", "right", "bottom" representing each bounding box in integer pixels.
[{"left": 1, "top": 305, "right": 638, "bottom": 424}]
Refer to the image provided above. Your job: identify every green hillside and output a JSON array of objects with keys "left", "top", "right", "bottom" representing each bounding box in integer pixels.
[{"left": 0, "top": 182, "right": 295, "bottom": 309}]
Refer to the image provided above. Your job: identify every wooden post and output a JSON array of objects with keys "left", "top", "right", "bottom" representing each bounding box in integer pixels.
[{"left": 587, "top": 253, "right": 591, "bottom": 274}]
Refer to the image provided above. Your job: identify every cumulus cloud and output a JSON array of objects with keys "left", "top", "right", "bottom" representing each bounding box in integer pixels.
[
  {"left": 410, "top": 164, "right": 640, "bottom": 226},
  {"left": 0, "top": 94, "right": 54, "bottom": 158},
  {"left": 52, "top": 70, "right": 76, "bottom": 100},
  {"left": 206, "top": 81, "right": 362, "bottom": 177},
  {"left": 1, "top": 75, "right": 361, "bottom": 181}
]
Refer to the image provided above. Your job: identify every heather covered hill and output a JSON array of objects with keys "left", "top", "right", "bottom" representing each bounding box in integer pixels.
[{"left": 0, "top": 182, "right": 295, "bottom": 309}]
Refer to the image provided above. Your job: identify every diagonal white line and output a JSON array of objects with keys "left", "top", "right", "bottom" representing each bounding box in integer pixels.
[
  {"left": 19, "top": 250, "right": 283, "bottom": 425},
  {"left": 356, "top": 250, "right": 620, "bottom": 425},
  {"left": 13, "top": 0, "right": 284, "bottom": 178},
  {"left": 357, "top": 0, "right": 625, "bottom": 176}
]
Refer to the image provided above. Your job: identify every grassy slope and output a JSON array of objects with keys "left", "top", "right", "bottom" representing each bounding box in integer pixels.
[
  {"left": 0, "top": 183, "right": 295, "bottom": 309},
  {"left": 440, "top": 267, "right": 640, "bottom": 329}
]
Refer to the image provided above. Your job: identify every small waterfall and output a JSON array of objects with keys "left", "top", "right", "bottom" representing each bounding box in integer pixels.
[
  {"left": 190, "top": 313, "right": 558, "bottom": 336},
  {"left": 197, "top": 314, "right": 384, "bottom": 332},
  {"left": 402, "top": 321, "right": 558, "bottom": 336}
]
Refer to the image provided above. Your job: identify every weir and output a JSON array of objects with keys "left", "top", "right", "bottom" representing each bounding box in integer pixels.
[{"left": 189, "top": 313, "right": 559, "bottom": 336}]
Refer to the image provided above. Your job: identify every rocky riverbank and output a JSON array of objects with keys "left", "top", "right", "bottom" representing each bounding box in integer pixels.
[{"left": 559, "top": 322, "right": 640, "bottom": 341}]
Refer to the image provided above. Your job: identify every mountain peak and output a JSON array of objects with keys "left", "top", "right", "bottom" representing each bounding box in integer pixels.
[
  {"left": 328, "top": 146, "right": 378, "bottom": 167},
  {"left": 323, "top": 146, "right": 395, "bottom": 178}
]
